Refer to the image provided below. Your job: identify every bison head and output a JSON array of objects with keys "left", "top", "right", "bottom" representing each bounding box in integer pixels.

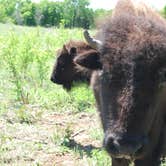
[
  {"left": 50, "top": 45, "right": 77, "bottom": 90},
  {"left": 74, "top": 30, "right": 166, "bottom": 160},
  {"left": 51, "top": 42, "right": 100, "bottom": 91}
]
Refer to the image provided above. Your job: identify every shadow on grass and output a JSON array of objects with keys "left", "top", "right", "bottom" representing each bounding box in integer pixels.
[{"left": 63, "top": 138, "right": 102, "bottom": 157}]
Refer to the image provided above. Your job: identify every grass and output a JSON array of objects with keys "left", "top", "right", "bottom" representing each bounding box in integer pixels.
[
  {"left": 0, "top": 23, "right": 110, "bottom": 165},
  {"left": 0, "top": 23, "right": 165, "bottom": 166}
]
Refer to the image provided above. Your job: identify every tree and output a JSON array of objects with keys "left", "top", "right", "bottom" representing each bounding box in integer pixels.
[
  {"left": 20, "top": 0, "right": 36, "bottom": 26},
  {"left": 39, "top": 0, "right": 63, "bottom": 26},
  {"left": 0, "top": 0, "right": 113, "bottom": 28},
  {"left": 63, "top": 0, "right": 94, "bottom": 28},
  {"left": 0, "top": 0, "right": 18, "bottom": 23}
]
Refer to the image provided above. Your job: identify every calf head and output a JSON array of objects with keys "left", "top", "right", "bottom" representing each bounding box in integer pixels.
[
  {"left": 51, "top": 45, "right": 77, "bottom": 90},
  {"left": 51, "top": 42, "right": 100, "bottom": 90}
]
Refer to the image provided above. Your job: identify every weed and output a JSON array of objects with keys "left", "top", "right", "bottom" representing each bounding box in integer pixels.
[{"left": 15, "top": 105, "right": 35, "bottom": 124}]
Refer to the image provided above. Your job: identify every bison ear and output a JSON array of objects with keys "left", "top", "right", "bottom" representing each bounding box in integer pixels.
[
  {"left": 62, "top": 45, "right": 69, "bottom": 54},
  {"left": 74, "top": 50, "right": 102, "bottom": 70}
]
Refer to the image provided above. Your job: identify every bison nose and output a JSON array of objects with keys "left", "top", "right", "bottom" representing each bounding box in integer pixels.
[
  {"left": 50, "top": 76, "right": 59, "bottom": 83},
  {"left": 50, "top": 76, "right": 62, "bottom": 84},
  {"left": 104, "top": 133, "right": 147, "bottom": 157},
  {"left": 50, "top": 76, "right": 55, "bottom": 83}
]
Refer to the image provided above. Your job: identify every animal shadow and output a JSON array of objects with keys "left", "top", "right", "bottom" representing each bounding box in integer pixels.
[{"left": 63, "top": 138, "right": 102, "bottom": 157}]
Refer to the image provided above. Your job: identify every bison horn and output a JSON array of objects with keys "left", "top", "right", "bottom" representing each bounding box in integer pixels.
[{"left": 83, "top": 30, "right": 102, "bottom": 49}]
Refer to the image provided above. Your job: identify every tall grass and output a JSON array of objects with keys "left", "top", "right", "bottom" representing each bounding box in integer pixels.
[
  {"left": 0, "top": 23, "right": 94, "bottom": 111},
  {"left": 0, "top": 24, "right": 99, "bottom": 165}
]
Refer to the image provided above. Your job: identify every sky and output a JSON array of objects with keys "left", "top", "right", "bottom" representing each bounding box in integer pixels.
[{"left": 89, "top": 0, "right": 166, "bottom": 10}]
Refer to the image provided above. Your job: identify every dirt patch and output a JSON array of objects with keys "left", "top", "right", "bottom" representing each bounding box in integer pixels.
[{"left": 0, "top": 109, "right": 103, "bottom": 165}]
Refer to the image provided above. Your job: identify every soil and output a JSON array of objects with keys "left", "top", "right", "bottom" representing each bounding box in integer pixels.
[{"left": 0, "top": 108, "right": 102, "bottom": 166}]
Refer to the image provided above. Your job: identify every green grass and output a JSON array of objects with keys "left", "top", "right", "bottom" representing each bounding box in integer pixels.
[
  {"left": 0, "top": 23, "right": 165, "bottom": 166},
  {"left": 0, "top": 23, "right": 109, "bottom": 165}
]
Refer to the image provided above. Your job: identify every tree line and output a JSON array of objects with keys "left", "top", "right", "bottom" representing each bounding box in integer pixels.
[
  {"left": 0, "top": 0, "right": 112, "bottom": 28},
  {"left": 0, "top": 0, "right": 166, "bottom": 29}
]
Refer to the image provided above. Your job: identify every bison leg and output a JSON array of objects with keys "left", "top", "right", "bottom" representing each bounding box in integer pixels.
[{"left": 111, "top": 157, "right": 130, "bottom": 166}]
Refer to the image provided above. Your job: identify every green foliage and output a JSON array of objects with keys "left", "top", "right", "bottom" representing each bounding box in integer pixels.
[
  {"left": 0, "top": 0, "right": 17, "bottom": 23},
  {"left": 39, "top": 0, "right": 63, "bottom": 27},
  {"left": 62, "top": 0, "right": 94, "bottom": 28},
  {"left": 0, "top": 0, "right": 166, "bottom": 29},
  {"left": 70, "top": 83, "right": 95, "bottom": 112},
  {"left": 0, "top": 24, "right": 93, "bottom": 111},
  {"left": 0, "top": 0, "right": 112, "bottom": 28},
  {"left": 88, "top": 149, "right": 111, "bottom": 165},
  {"left": 20, "top": 1, "right": 37, "bottom": 25},
  {"left": 0, "top": 25, "right": 96, "bottom": 164},
  {"left": 162, "top": 5, "right": 166, "bottom": 18},
  {"left": 2, "top": 30, "right": 42, "bottom": 103}
]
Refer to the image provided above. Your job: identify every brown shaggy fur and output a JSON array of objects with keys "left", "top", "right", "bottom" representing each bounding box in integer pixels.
[
  {"left": 98, "top": 0, "right": 166, "bottom": 56},
  {"left": 64, "top": 40, "right": 93, "bottom": 54},
  {"left": 96, "top": 1, "right": 166, "bottom": 165},
  {"left": 75, "top": 0, "right": 166, "bottom": 166}
]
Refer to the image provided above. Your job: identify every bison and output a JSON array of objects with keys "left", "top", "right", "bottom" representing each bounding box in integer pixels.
[
  {"left": 50, "top": 40, "right": 100, "bottom": 90},
  {"left": 74, "top": 0, "right": 166, "bottom": 165}
]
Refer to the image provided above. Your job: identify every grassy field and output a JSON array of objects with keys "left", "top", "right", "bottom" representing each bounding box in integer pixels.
[
  {"left": 0, "top": 23, "right": 112, "bottom": 166},
  {"left": 0, "top": 23, "right": 165, "bottom": 166}
]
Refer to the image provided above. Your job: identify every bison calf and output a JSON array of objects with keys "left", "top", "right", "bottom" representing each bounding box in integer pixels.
[{"left": 50, "top": 40, "right": 100, "bottom": 90}]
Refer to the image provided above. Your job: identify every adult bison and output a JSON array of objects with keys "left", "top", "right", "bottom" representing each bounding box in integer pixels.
[
  {"left": 74, "top": 0, "right": 166, "bottom": 165},
  {"left": 50, "top": 40, "right": 100, "bottom": 90}
]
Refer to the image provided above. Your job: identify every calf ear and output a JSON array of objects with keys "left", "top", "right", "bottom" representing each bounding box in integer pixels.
[
  {"left": 74, "top": 50, "right": 102, "bottom": 70},
  {"left": 62, "top": 45, "right": 68, "bottom": 54}
]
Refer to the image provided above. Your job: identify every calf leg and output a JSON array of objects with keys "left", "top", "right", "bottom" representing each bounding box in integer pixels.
[{"left": 111, "top": 158, "right": 130, "bottom": 166}]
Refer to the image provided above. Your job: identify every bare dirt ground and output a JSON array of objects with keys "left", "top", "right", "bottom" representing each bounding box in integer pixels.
[{"left": 0, "top": 106, "right": 102, "bottom": 166}]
